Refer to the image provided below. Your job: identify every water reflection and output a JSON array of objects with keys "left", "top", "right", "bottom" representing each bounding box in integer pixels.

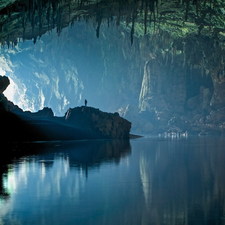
[
  {"left": 1, "top": 137, "right": 225, "bottom": 224},
  {"left": 135, "top": 137, "right": 225, "bottom": 224},
  {"left": 0, "top": 139, "right": 131, "bottom": 196}
]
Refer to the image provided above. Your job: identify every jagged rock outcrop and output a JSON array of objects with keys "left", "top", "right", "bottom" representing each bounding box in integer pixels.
[
  {"left": 65, "top": 106, "right": 131, "bottom": 139},
  {"left": 1, "top": 78, "right": 131, "bottom": 141},
  {"left": 0, "top": 76, "right": 9, "bottom": 94},
  {"left": 0, "top": 94, "right": 8, "bottom": 112},
  {"left": 23, "top": 107, "right": 54, "bottom": 118},
  {"left": 0, "top": 76, "right": 10, "bottom": 112}
]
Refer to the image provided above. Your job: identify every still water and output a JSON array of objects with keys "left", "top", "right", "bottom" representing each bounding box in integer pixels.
[{"left": 1, "top": 137, "right": 225, "bottom": 225}]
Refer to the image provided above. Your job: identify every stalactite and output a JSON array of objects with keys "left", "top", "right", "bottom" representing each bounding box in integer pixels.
[
  {"left": 47, "top": 4, "right": 50, "bottom": 30},
  {"left": 183, "top": 41, "right": 186, "bottom": 67},
  {"left": 213, "top": 0, "right": 216, "bottom": 9},
  {"left": 52, "top": 0, "right": 56, "bottom": 29},
  {"left": 56, "top": 2, "right": 62, "bottom": 35},
  {"left": 210, "top": 0, "right": 212, "bottom": 8},
  {"left": 7, "top": 35, "right": 10, "bottom": 49},
  {"left": 153, "top": 8, "right": 156, "bottom": 30},
  {"left": 131, "top": 11, "right": 135, "bottom": 45},
  {"left": 0, "top": 0, "right": 224, "bottom": 49},
  {"left": 171, "top": 46, "right": 174, "bottom": 64},
  {"left": 107, "top": 15, "right": 110, "bottom": 27},
  {"left": 116, "top": 13, "right": 120, "bottom": 26},
  {"left": 196, "top": 0, "right": 199, "bottom": 16},
  {"left": 38, "top": 1, "right": 43, "bottom": 38},
  {"left": 22, "top": 12, "right": 26, "bottom": 42},
  {"left": 185, "top": 0, "right": 190, "bottom": 21},
  {"left": 140, "top": 0, "right": 144, "bottom": 13},
  {"left": 144, "top": 0, "right": 148, "bottom": 34},
  {"left": 33, "top": 36, "right": 37, "bottom": 44},
  {"left": 203, "top": 0, "right": 206, "bottom": 7},
  {"left": 31, "top": 1, "right": 35, "bottom": 36},
  {"left": 126, "top": 12, "right": 131, "bottom": 26},
  {"left": 96, "top": 9, "right": 103, "bottom": 38},
  {"left": 14, "top": 39, "right": 18, "bottom": 47}
]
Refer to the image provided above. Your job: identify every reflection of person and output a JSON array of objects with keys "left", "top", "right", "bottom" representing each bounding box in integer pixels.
[{"left": 85, "top": 99, "right": 87, "bottom": 107}]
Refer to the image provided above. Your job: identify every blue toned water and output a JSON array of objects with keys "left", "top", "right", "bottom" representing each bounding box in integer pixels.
[{"left": 1, "top": 137, "right": 225, "bottom": 225}]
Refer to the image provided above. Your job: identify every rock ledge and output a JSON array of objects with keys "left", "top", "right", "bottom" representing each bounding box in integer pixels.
[{"left": 65, "top": 106, "right": 131, "bottom": 139}]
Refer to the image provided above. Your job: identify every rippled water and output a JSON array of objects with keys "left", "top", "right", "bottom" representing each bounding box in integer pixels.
[{"left": 1, "top": 137, "right": 225, "bottom": 225}]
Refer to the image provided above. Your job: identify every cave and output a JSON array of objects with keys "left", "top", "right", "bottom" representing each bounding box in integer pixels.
[
  {"left": 1, "top": 1, "right": 225, "bottom": 224},
  {"left": 1, "top": 0, "right": 225, "bottom": 137}
]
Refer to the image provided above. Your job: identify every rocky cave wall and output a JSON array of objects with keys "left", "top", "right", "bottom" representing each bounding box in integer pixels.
[
  {"left": 1, "top": 0, "right": 225, "bottom": 136},
  {"left": 1, "top": 21, "right": 225, "bottom": 136},
  {"left": 0, "top": 21, "right": 144, "bottom": 114}
]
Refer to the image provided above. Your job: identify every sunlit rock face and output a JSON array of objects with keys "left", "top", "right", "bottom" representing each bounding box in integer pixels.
[
  {"left": 1, "top": 28, "right": 85, "bottom": 114},
  {"left": 1, "top": 21, "right": 142, "bottom": 115}
]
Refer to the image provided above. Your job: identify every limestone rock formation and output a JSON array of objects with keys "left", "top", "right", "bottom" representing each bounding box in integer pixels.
[
  {"left": 0, "top": 94, "right": 8, "bottom": 112},
  {"left": 1, "top": 79, "right": 131, "bottom": 141},
  {"left": 0, "top": 76, "right": 9, "bottom": 94},
  {"left": 23, "top": 107, "right": 54, "bottom": 118},
  {"left": 0, "top": 76, "right": 10, "bottom": 112},
  {"left": 65, "top": 106, "right": 131, "bottom": 139}
]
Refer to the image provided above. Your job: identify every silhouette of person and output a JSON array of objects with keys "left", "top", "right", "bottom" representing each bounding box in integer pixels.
[{"left": 85, "top": 99, "right": 87, "bottom": 107}]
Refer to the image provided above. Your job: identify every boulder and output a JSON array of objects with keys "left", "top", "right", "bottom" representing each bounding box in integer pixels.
[
  {"left": 64, "top": 106, "right": 131, "bottom": 139},
  {"left": 24, "top": 107, "right": 54, "bottom": 118},
  {"left": 0, "top": 94, "right": 8, "bottom": 112},
  {"left": 0, "top": 76, "right": 10, "bottom": 94},
  {"left": 206, "top": 107, "right": 225, "bottom": 125},
  {"left": 210, "top": 71, "right": 225, "bottom": 109},
  {"left": 186, "top": 95, "right": 199, "bottom": 110},
  {"left": 199, "top": 86, "right": 212, "bottom": 111}
]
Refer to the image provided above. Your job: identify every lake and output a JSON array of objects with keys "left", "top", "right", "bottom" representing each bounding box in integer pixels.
[{"left": 1, "top": 137, "right": 225, "bottom": 225}]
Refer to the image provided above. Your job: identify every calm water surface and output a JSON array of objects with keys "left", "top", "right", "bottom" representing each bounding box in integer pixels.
[{"left": 1, "top": 137, "right": 225, "bottom": 225}]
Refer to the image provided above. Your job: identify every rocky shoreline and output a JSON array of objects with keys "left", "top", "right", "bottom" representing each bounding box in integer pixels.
[
  {"left": 2, "top": 73, "right": 225, "bottom": 139},
  {"left": 121, "top": 101, "right": 225, "bottom": 137},
  {"left": 0, "top": 76, "right": 131, "bottom": 142}
]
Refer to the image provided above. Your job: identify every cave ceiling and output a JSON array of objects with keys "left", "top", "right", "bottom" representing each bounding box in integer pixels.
[{"left": 0, "top": 0, "right": 225, "bottom": 47}]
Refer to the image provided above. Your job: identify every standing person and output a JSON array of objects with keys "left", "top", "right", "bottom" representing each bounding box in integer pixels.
[{"left": 85, "top": 99, "right": 87, "bottom": 107}]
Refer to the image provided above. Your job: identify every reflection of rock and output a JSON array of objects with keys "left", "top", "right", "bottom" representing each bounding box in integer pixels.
[
  {"left": 0, "top": 139, "right": 131, "bottom": 202},
  {"left": 65, "top": 106, "right": 131, "bottom": 139},
  {"left": 138, "top": 137, "right": 225, "bottom": 224},
  {"left": 59, "top": 139, "right": 131, "bottom": 167}
]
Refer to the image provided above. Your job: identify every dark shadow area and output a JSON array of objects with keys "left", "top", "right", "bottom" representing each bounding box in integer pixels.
[
  {"left": 0, "top": 111, "right": 51, "bottom": 142},
  {"left": 1, "top": 105, "right": 131, "bottom": 143}
]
